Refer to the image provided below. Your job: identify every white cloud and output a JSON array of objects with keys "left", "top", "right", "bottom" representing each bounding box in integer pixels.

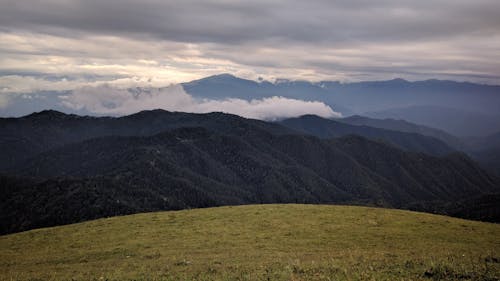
[
  {"left": 194, "top": 96, "right": 341, "bottom": 120},
  {"left": 61, "top": 84, "right": 341, "bottom": 120},
  {"left": 0, "top": 75, "right": 178, "bottom": 94},
  {"left": 0, "top": 94, "right": 10, "bottom": 108}
]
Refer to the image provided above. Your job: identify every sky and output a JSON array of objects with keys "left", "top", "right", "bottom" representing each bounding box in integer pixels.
[{"left": 0, "top": 0, "right": 499, "bottom": 117}]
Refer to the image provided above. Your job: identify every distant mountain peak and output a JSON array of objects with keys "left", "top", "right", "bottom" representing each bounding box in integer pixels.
[
  {"left": 215, "top": 73, "right": 237, "bottom": 78},
  {"left": 389, "top": 78, "right": 409, "bottom": 83},
  {"left": 207, "top": 73, "right": 237, "bottom": 80},
  {"left": 20, "top": 110, "right": 103, "bottom": 121},
  {"left": 24, "top": 110, "right": 69, "bottom": 119},
  {"left": 126, "top": 109, "right": 171, "bottom": 117},
  {"left": 184, "top": 73, "right": 257, "bottom": 87},
  {"left": 30, "top": 109, "right": 65, "bottom": 115},
  {"left": 202, "top": 73, "right": 244, "bottom": 82}
]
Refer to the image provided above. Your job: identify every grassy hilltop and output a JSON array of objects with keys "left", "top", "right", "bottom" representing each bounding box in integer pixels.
[{"left": 0, "top": 204, "right": 499, "bottom": 280}]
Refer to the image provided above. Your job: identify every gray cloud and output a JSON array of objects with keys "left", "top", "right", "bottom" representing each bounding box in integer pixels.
[
  {"left": 0, "top": 0, "right": 499, "bottom": 90},
  {"left": 2, "top": 0, "right": 499, "bottom": 44}
]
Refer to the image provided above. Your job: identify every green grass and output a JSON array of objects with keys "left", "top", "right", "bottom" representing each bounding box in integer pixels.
[{"left": 0, "top": 204, "right": 499, "bottom": 280}]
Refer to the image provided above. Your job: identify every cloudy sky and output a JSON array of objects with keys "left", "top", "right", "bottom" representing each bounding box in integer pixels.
[
  {"left": 1, "top": 0, "right": 500, "bottom": 118},
  {"left": 1, "top": 0, "right": 500, "bottom": 92}
]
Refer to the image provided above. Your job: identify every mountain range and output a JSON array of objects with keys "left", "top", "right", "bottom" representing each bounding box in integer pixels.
[
  {"left": 183, "top": 74, "right": 500, "bottom": 136},
  {"left": 280, "top": 115, "right": 454, "bottom": 156},
  {"left": 339, "top": 115, "right": 465, "bottom": 150},
  {"left": 1, "top": 110, "right": 498, "bottom": 234},
  {"left": 3, "top": 74, "right": 500, "bottom": 137}
]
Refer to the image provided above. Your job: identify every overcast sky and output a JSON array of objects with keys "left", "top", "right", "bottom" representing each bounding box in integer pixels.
[{"left": 1, "top": 0, "right": 500, "bottom": 94}]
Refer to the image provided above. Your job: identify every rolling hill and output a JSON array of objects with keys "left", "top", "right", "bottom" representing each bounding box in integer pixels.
[{"left": 0, "top": 204, "right": 498, "bottom": 281}]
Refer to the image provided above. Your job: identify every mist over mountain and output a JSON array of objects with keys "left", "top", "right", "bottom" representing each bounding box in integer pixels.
[
  {"left": 185, "top": 73, "right": 500, "bottom": 137},
  {"left": 2, "top": 1, "right": 500, "bottom": 279},
  {"left": 463, "top": 132, "right": 500, "bottom": 176},
  {"left": 1, "top": 110, "right": 499, "bottom": 234},
  {"left": 2, "top": 74, "right": 499, "bottom": 138},
  {"left": 367, "top": 105, "right": 500, "bottom": 137},
  {"left": 1, "top": 84, "right": 340, "bottom": 120},
  {"left": 183, "top": 75, "right": 500, "bottom": 114},
  {"left": 3, "top": 73, "right": 499, "bottom": 182},
  {"left": 183, "top": 75, "right": 500, "bottom": 133}
]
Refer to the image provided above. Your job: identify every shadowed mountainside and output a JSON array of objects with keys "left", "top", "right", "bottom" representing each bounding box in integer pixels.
[
  {"left": 366, "top": 105, "right": 500, "bottom": 137},
  {"left": 280, "top": 115, "right": 455, "bottom": 156},
  {"left": 0, "top": 109, "right": 293, "bottom": 171},
  {"left": 465, "top": 131, "right": 500, "bottom": 176},
  {"left": 340, "top": 115, "right": 465, "bottom": 150},
  {"left": 1, "top": 110, "right": 498, "bottom": 234}
]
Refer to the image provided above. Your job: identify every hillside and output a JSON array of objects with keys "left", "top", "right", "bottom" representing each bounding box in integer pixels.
[
  {"left": 366, "top": 105, "right": 500, "bottom": 137},
  {"left": 0, "top": 109, "right": 294, "bottom": 170},
  {"left": 280, "top": 115, "right": 455, "bottom": 156},
  {"left": 471, "top": 147, "right": 500, "bottom": 176},
  {"left": 2, "top": 121, "right": 498, "bottom": 234},
  {"left": 461, "top": 132, "right": 500, "bottom": 175},
  {"left": 339, "top": 115, "right": 465, "bottom": 150},
  {"left": 0, "top": 205, "right": 498, "bottom": 281}
]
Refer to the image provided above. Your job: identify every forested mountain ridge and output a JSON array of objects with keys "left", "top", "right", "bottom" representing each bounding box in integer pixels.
[
  {"left": 0, "top": 109, "right": 294, "bottom": 170},
  {"left": 280, "top": 115, "right": 455, "bottom": 156},
  {"left": 339, "top": 115, "right": 465, "bottom": 150},
  {"left": 1, "top": 111, "right": 498, "bottom": 234}
]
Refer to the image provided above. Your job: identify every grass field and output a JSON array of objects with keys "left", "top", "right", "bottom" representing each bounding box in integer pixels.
[{"left": 0, "top": 204, "right": 499, "bottom": 280}]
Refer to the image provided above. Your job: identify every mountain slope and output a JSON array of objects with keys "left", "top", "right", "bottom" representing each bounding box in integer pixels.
[
  {"left": 322, "top": 79, "right": 500, "bottom": 115},
  {"left": 2, "top": 122, "right": 498, "bottom": 234},
  {"left": 461, "top": 132, "right": 500, "bottom": 175},
  {"left": 0, "top": 109, "right": 294, "bottom": 170},
  {"left": 1, "top": 205, "right": 499, "bottom": 281},
  {"left": 367, "top": 105, "right": 500, "bottom": 137},
  {"left": 340, "top": 115, "right": 465, "bottom": 150},
  {"left": 464, "top": 131, "right": 500, "bottom": 151},
  {"left": 280, "top": 115, "right": 455, "bottom": 156}
]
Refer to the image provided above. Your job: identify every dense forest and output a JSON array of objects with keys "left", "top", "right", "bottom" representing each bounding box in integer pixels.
[{"left": 1, "top": 110, "right": 499, "bottom": 234}]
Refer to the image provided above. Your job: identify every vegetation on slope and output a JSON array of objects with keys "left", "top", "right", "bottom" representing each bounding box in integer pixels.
[
  {"left": 280, "top": 115, "right": 454, "bottom": 156},
  {"left": 1, "top": 110, "right": 498, "bottom": 235},
  {"left": 0, "top": 204, "right": 499, "bottom": 281},
  {"left": 339, "top": 115, "right": 465, "bottom": 150},
  {"left": 2, "top": 125, "right": 498, "bottom": 234}
]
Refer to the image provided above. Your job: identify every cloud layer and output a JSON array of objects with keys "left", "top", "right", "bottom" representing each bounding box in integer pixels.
[
  {"left": 61, "top": 84, "right": 341, "bottom": 120},
  {"left": 0, "top": 0, "right": 499, "bottom": 94}
]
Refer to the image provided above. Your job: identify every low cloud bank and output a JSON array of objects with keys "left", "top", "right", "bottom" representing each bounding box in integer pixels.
[{"left": 61, "top": 84, "right": 341, "bottom": 120}]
